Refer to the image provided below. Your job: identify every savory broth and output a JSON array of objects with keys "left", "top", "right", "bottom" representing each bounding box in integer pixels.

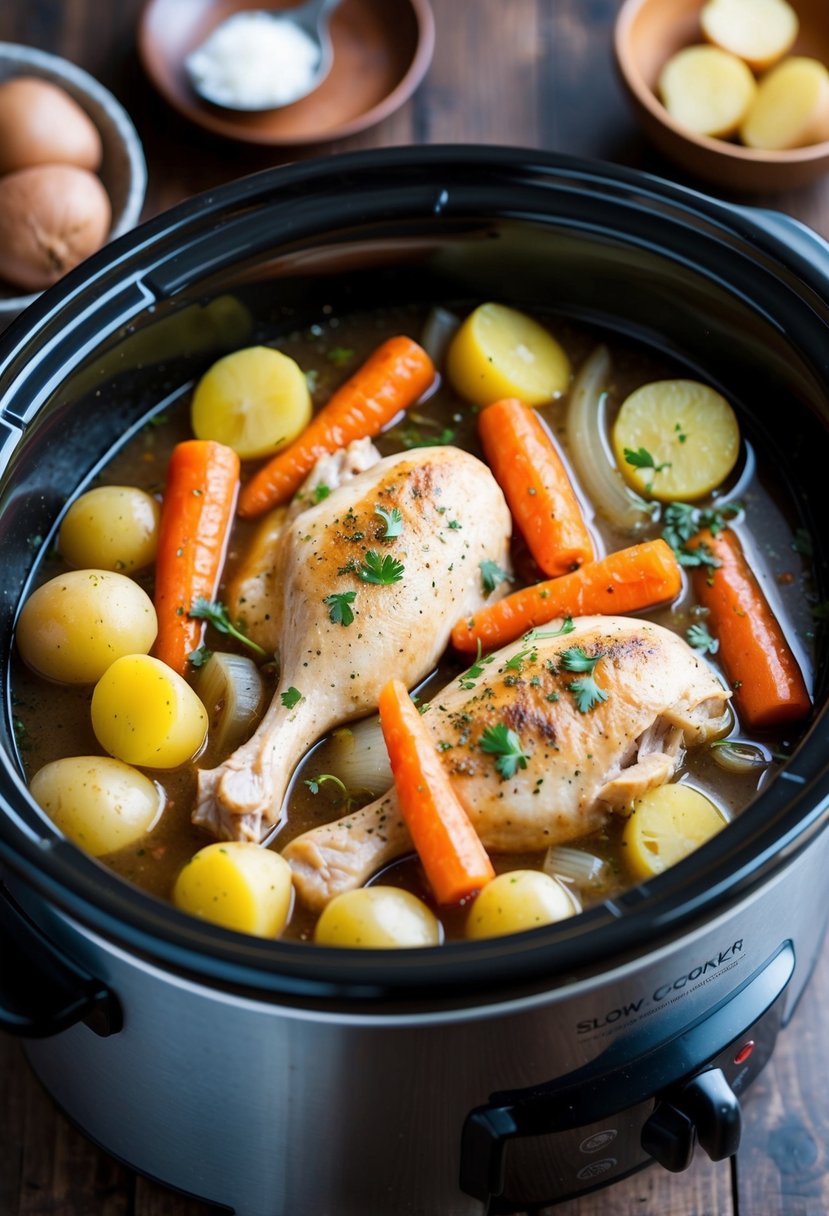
[{"left": 11, "top": 302, "right": 814, "bottom": 944}]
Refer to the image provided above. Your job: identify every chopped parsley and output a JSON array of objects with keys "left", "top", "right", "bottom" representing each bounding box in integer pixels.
[
  {"left": 526, "top": 617, "right": 575, "bottom": 642},
  {"left": 189, "top": 597, "right": 266, "bottom": 658},
  {"left": 504, "top": 646, "right": 537, "bottom": 673},
  {"left": 280, "top": 686, "right": 303, "bottom": 709},
  {"left": 660, "top": 500, "right": 741, "bottom": 569},
  {"left": 374, "top": 504, "right": 404, "bottom": 539},
  {"left": 686, "top": 622, "right": 719, "bottom": 654},
  {"left": 188, "top": 645, "right": 213, "bottom": 668},
  {"left": 313, "top": 483, "right": 331, "bottom": 503},
  {"left": 323, "top": 590, "right": 357, "bottom": 626},
  {"left": 480, "top": 722, "right": 529, "bottom": 780},
  {"left": 399, "top": 425, "right": 456, "bottom": 449},
  {"left": 479, "top": 558, "right": 513, "bottom": 595},
  {"left": 327, "top": 346, "right": 354, "bottom": 366},
  {"left": 458, "top": 639, "right": 496, "bottom": 690},
  {"left": 358, "top": 550, "right": 405, "bottom": 585},
  {"left": 560, "top": 646, "right": 608, "bottom": 713},
  {"left": 305, "top": 773, "right": 349, "bottom": 796},
  {"left": 624, "top": 446, "right": 671, "bottom": 474}
]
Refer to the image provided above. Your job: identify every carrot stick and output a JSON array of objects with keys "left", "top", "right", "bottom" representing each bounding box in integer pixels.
[
  {"left": 451, "top": 538, "right": 682, "bottom": 654},
  {"left": 379, "top": 678, "right": 495, "bottom": 906},
  {"left": 153, "top": 439, "right": 240, "bottom": 675},
  {"left": 238, "top": 335, "right": 435, "bottom": 517},
  {"left": 478, "top": 397, "right": 594, "bottom": 576},
  {"left": 688, "top": 528, "right": 810, "bottom": 730}
]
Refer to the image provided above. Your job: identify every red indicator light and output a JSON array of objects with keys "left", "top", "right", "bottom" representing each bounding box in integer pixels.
[{"left": 734, "top": 1040, "right": 755, "bottom": 1066}]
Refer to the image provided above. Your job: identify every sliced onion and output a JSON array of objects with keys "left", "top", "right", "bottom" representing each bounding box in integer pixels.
[
  {"left": 327, "top": 714, "right": 394, "bottom": 797},
  {"left": 543, "top": 844, "right": 607, "bottom": 890},
  {"left": 197, "top": 652, "right": 266, "bottom": 759},
  {"left": 420, "top": 305, "right": 461, "bottom": 367},
  {"left": 566, "top": 345, "right": 656, "bottom": 532},
  {"left": 710, "top": 739, "right": 771, "bottom": 775}
]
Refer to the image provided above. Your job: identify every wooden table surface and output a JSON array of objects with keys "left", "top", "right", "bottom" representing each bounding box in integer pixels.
[{"left": 2, "top": 2, "right": 829, "bottom": 1214}]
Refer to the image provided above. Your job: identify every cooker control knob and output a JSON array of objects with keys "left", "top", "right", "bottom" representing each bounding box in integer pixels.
[{"left": 642, "top": 1067, "right": 742, "bottom": 1173}]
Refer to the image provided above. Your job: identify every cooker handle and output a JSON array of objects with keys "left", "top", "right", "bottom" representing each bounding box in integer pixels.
[
  {"left": 459, "top": 942, "right": 794, "bottom": 1211},
  {"left": 0, "top": 883, "right": 121, "bottom": 1038}
]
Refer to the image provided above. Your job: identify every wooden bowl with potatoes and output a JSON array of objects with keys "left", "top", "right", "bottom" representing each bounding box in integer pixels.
[
  {"left": 614, "top": 0, "right": 829, "bottom": 192},
  {"left": 0, "top": 42, "right": 147, "bottom": 329}
]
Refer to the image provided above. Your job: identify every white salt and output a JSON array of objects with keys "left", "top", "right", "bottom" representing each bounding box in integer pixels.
[{"left": 186, "top": 11, "right": 322, "bottom": 110}]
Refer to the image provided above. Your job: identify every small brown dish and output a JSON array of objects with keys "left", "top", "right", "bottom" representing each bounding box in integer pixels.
[
  {"left": 137, "top": 0, "right": 435, "bottom": 147},
  {"left": 614, "top": 0, "right": 829, "bottom": 192}
]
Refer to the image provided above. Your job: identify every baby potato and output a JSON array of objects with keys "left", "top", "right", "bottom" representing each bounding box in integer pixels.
[
  {"left": 191, "top": 345, "right": 312, "bottom": 460},
  {"left": 623, "top": 784, "right": 728, "bottom": 882},
  {"left": 15, "top": 569, "right": 158, "bottom": 684},
  {"left": 446, "top": 302, "right": 571, "bottom": 407},
  {"left": 30, "top": 755, "right": 162, "bottom": 857},
  {"left": 314, "top": 887, "right": 442, "bottom": 948},
  {"left": 173, "top": 842, "right": 293, "bottom": 937},
  {"left": 91, "top": 653, "right": 207, "bottom": 768},
  {"left": 466, "top": 870, "right": 577, "bottom": 940},
  {"left": 58, "top": 485, "right": 161, "bottom": 573}
]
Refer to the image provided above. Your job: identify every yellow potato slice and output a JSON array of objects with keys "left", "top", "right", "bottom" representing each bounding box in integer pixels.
[
  {"left": 741, "top": 58, "right": 829, "bottom": 150},
  {"left": 91, "top": 653, "right": 208, "bottom": 768},
  {"left": 658, "top": 45, "right": 757, "bottom": 138},
  {"left": 173, "top": 842, "right": 293, "bottom": 937},
  {"left": 446, "top": 302, "right": 571, "bottom": 407},
  {"left": 465, "top": 871, "right": 577, "bottom": 939},
  {"left": 191, "top": 345, "right": 312, "bottom": 460},
  {"left": 611, "top": 379, "right": 740, "bottom": 501},
  {"left": 623, "top": 784, "right": 728, "bottom": 881},
  {"left": 701, "top": 0, "right": 798, "bottom": 73}
]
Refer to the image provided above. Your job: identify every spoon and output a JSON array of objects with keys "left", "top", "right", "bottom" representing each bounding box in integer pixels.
[{"left": 186, "top": 0, "right": 344, "bottom": 112}]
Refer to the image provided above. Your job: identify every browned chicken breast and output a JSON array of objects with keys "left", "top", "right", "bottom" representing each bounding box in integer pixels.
[
  {"left": 193, "top": 445, "right": 513, "bottom": 842},
  {"left": 284, "top": 615, "right": 732, "bottom": 910}
]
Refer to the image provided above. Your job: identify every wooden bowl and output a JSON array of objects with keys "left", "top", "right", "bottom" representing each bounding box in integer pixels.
[
  {"left": 0, "top": 42, "right": 147, "bottom": 329},
  {"left": 614, "top": 0, "right": 829, "bottom": 192},
  {"left": 137, "top": 0, "right": 435, "bottom": 147}
]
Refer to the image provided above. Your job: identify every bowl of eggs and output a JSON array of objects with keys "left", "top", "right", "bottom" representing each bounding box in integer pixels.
[
  {"left": 0, "top": 42, "right": 147, "bottom": 329},
  {"left": 614, "top": 0, "right": 829, "bottom": 192}
]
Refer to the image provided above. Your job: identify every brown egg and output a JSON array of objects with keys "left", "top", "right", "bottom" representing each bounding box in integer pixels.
[
  {"left": 0, "top": 164, "right": 111, "bottom": 291},
  {"left": 0, "top": 77, "right": 103, "bottom": 175}
]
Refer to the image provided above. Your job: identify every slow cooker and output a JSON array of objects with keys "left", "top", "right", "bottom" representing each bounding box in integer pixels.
[{"left": 1, "top": 147, "right": 829, "bottom": 1216}]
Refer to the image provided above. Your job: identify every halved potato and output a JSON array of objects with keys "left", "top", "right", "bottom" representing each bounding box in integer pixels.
[
  {"left": 611, "top": 379, "right": 740, "bottom": 501},
  {"left": 191, "top": 345, "right": 312, "bottom": 460},
  {"left": 446, "top": 303, "right": 571, "bottom": 407},
  {"left": 701, "top": 0, "right": 799, "bottom": 73},
  {"left": 623, "top": 784, "right": 728, "bottom": 881},
  {"left": 741, "top": 58, "right": 829, "bottom": 150},
  {"left": 658, "top": 45, "right": 757, "bottom": 139},
  {"left": 173, "top": 842, "right": 293, "bottom": 937}
]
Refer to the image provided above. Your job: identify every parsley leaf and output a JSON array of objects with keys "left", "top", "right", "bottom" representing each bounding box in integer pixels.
[
  {"left": 686, "top": 622, "right": 719, "bottom": 654},
  {"left": 624, "top": 446, "right": 671, "bottom": 473},
  {"left": 280, "top": 686, "right": 303, "bottom": 709},
  {"left": 560, "top": 646, "right": 608, "bottom": 713},
  {"left": 480, "top": 722, "right": 529, "bottom": 780},
  {"left": 661, "top": 500, "right": 740, "bottom": 568},
  {"left": 313, "top": 483, "right": 331, "bottom": 503},
  {"left": 189, "top": 598, "right": 267, "bottom": 658},
  {"left": 304, "top": 773, "right": 349, "bottom": 797},
  {"left": 188, "top": 645, "right": 213, "bottom": 668},
  {"left": 526, "top": 617, "right": 575, "bottom": 642},
  {"left": 374, "top": 504, "right": 403, "bottom": 539},
  {"left": 480, "top": 559, "right": 513, "bottom": 595},
  {"left": 323, "top": 591, "right": 357, "bottom": 626},
  {"left": 504, "top": 646, "right": 537, "bottom": 673},
  {"left": 358, "top": 550, "right": 405, "bottom": 585}
]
